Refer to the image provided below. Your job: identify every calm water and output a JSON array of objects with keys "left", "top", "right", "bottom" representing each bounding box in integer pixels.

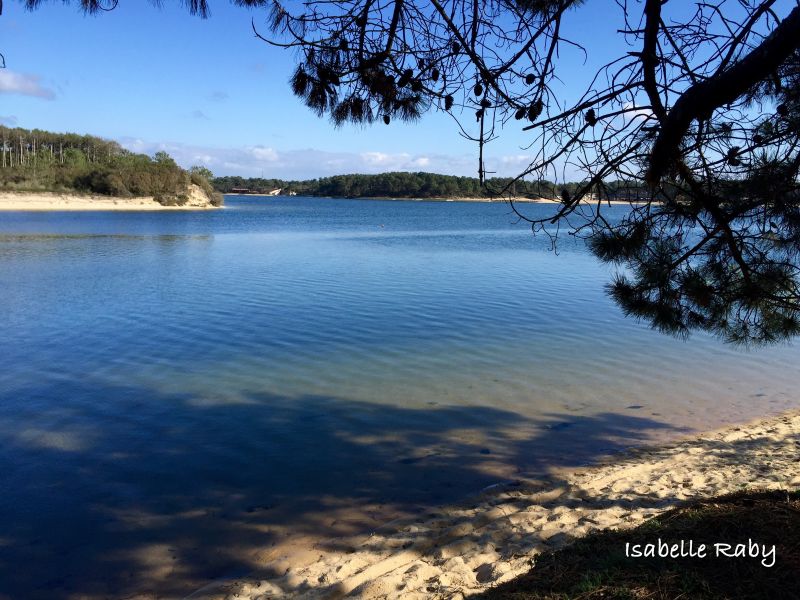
[{"left": 1, "top": 196, "right": 798, "bottom": 598}]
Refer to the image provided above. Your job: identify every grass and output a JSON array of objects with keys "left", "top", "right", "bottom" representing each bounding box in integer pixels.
[{"left": 475, "top": 490, "right": 800, "bottom": 600}]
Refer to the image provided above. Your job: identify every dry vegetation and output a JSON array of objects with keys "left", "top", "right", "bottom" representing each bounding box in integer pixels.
[{"left": 476, "top": 490, "right": 800, "bottom": 600}]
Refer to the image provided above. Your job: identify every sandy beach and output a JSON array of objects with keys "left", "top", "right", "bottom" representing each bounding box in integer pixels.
[
  {"left": 0, "top": 186, "right": 219, "bottom": 211},
  {"left": 205, "top": 410, "right": 800, "bottom": 600}
]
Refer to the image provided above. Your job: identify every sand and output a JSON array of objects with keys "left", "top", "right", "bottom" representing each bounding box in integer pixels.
[
  {"left": 0, "top": 190, "right": 645, "bottom": 209},
  {"left": 203, "top": 410, "right": 800, "bottom": 600},
  {"left": 0, "top": 185, "right": 219, "bottom": 211}
]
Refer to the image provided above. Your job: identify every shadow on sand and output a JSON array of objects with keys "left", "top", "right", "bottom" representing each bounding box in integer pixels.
[{"left": 0, "top": 379, "right": 688, "bottom": 599}]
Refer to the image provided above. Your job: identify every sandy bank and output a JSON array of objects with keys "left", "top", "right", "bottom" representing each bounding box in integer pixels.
[
  {"left": 230, "top": 194, "right": 648, "bottom": 204},
  {"left": 355, "top": 196, "right": 644, "bottom": 204},
  {"left": 431, "top": 196, "right": 646, "bottom": 204},
  {"left": 217, "top": 410, "right": 800, "bottom": 599},
  {"left": 0, "top": 185, "right": 219, "bottom": 211}
]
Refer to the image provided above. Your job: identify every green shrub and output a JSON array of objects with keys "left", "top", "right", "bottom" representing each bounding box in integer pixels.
[{"left": 0, "top": 127, "right": 221, "bottom": 206}]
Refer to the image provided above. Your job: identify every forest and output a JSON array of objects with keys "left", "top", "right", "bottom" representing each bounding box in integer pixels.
[
  {"left": 212, "top": 172, "right": 648, "bottom": 200},
  {"left": 0, "top": 127, "right": 222, "bottom": 206},
  {"left": 0, "top": 126, "right": 644, "bottom": 204}
]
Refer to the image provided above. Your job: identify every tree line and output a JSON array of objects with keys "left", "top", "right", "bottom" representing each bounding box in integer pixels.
[
  {"left": 213, "top": 172, "right": 648, "bottom": 200},
  {"left": 0, "top": 126, "right": 222, "bottom": 206}
]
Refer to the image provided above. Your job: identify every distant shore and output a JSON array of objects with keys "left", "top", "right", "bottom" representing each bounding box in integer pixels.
[
  {"left": 0, "top": 189, "right": 649, "bottom": 210},
  {"left": 228, "top": 193, "right": 644, "bottom": 204},
  {"left": 219, "top": 409, "right": 800, "bottom": 599},
  {"left": 0, "top": 187, "right": 220, "bottom": 211},
  {"left": 427, "top": 195, "right": 644, "bottom": 204}
]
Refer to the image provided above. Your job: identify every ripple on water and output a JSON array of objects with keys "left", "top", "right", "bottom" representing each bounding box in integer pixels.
[{"left": 0, "top": 197, "right": 798, "bottom": 598}]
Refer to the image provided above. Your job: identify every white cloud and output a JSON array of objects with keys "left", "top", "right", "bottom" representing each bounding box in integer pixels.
[
  {"left": 359, "top": 151, "right": 449, "bottom": 172},
  {"left": 115, "top": 137, "right": 521, "bottom": 179},
  {"left": 191, "top": 153, "right": 214, "bottom": 164},
  {"left": 0, "top": 71, "right": 55, "bottom": 100},
  {"left": 250, "top": 146, "right": 279, "bottom": 162},
  {"left": 622, "top": 102, "right": 655, "bottom": 122},
  {"left": 0, "top": 115, "right": 19, "bottom": 127},
  {"left": 191, "top": 110, "right": 210, "bottom": 120},
  {"left": 499, "top": 154, "right": 531, "bottom": 166},
  {"left": 323, "top": 158, "right": 349, "bottom": 169},
  {"left": 360, "top": 151, "right": 409, "bottom": 166}
]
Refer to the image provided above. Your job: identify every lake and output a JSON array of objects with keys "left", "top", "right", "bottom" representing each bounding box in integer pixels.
[{"left": 1, "top": 196, "right": 798, "bottom": 598}]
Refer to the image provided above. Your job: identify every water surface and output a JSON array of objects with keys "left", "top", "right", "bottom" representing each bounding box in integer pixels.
[{"left": 1, "top": 196, "right": 797, "bottom": 598}]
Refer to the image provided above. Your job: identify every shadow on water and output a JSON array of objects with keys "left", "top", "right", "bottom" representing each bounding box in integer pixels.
[{"left": 0, "top": 380, "right": 685, "bottom": 599}]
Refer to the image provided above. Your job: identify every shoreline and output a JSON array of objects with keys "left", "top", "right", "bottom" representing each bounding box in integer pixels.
[
  {"left": 2, "top": 190, "right": 641, "bottom": 209},
  {"left": 227, "top": 193, "right": 645, "bottom": 205},
  {"left": 216, "top": 408, "right": 800, "bottom": 599},
  {"left": 0, "top": 189, "right": 220, "bottom": 211}
]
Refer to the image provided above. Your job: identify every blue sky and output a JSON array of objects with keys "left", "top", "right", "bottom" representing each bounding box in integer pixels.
[{"left": 0, "top": 1, "right": 634, "bottom": 179}]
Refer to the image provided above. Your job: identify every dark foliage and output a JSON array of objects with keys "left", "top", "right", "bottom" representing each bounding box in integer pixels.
[
  {"left": 0, "top": 126, "right": 222, "bottom": 206},
  {"left": 476, "top": 490, "right": 800, "bottom": 600},
  {"left": 213, "top": 172, "right": 650, "bottom": 199},
  {"left": 212, "top": 172, "right": 603, "bottom": 198}
]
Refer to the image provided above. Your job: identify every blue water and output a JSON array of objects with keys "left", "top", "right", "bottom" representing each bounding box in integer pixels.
[{"left": 1, "top": 196, "right": 798, "bottom": 598}]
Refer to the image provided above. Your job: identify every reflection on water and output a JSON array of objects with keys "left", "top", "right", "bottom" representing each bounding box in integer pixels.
[{"left": 0, "top": 197, "right": 798, "bottom": 598}]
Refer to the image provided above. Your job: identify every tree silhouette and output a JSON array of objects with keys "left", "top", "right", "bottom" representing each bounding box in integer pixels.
[
  {"left": 14, "top": 0, "right": 800, "bottom": 344},
  {"left": 255, "top": 0, "right": 800, "bottom": 345}
]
